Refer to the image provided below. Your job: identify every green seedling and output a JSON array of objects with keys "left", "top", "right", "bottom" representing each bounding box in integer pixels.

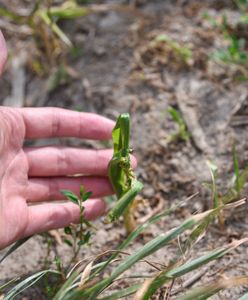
[
  {"left": 155, "top": 34, "right": 193, "bottom": 65},
  {"left": 107, "top": 113, "right": 143, "bottom": 232},
  {"left": 167, "top": 106, "right": 190, "bottom": 142},
  {"left": 212, "top": 35, "right": 248, "bottom": 67},
  {"left": 206, "top": 160, "right": 225, "bottom": 229},
  {"left": 203, "top": 145, "right": 248, "bottom": 230},
  {"left": 235, "top": 0, "right": 248, "bottom": 11},
  {"left": 61, "top": 186, "right": 93, "bottom": 263},
  {"left": 230, "top": 143, "right": 248, "bottom": 199},
  {"left": 50, "top": 63, "right": 71, "bottom": 91},
  {"left": 204, "top": 12, "right": 248, "bottom": 79}
]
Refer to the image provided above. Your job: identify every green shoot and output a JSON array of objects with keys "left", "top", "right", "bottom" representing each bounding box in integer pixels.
[
  {"left": 167, "top": 106, "right": 190, "bottom": 142},
  {"left": 155, "top": 34, "right": 193, "bottom": 65},
  {"left": 206, "top": 160, "right": 226, "bottom": 229},
  {"left": 61, "top": 186, "right": 93, "bottom": 263},
  {"left": 204, "top": 12, "right": 248, "bottom": 79},
  {"left": 232, "top": 143, "right": 242, "bottom": 196},
  {"left": 206, "top": 160, "right": 219, "bottom": 209},
  {"left": 107, "top": 113, "right": 143, "bottom": 233}
]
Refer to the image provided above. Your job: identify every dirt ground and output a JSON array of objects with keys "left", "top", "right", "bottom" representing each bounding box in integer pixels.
[{"left": 1, "top": 0, "right": 248, "bottom": 299}]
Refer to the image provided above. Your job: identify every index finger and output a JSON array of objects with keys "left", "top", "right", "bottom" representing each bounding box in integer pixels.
[{"left": 20, "top": 107, "right": 115, "bottom": 140}]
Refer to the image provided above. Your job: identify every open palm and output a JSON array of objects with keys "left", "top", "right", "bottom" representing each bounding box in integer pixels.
[{"left": 0, "top": 107, "right": 115, "bottom": 249}]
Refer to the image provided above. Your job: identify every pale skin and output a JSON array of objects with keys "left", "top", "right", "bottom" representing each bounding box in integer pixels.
[{"left": 0, "top": 31, "right": 136, "bottom": 250}]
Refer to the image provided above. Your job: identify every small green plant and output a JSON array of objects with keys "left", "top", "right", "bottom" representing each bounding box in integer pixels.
[
  {"left": 203, "top": 145, "right": 248, "bottom": 229},
  {"left": 107, "top": 113, "right": 143, "bottom": 233},
  {"left": 212, "top": 35, "right": 248, "bottom": 68},
  {"left": 234, "top": 0, "right": 248, "bottom": 11},
  {"left": 206, "top": 160, "right": 225, "bottom": 229},
  {"left": 167, "top": 106, "right": 190, "bottom": 142},
  {"left": 204, "top": 11, "right": 248, "bottom": 79},
  {"left": 61, "top": 186, "right": 93, "bottom": 263},
  {"left": 226, "top": 143, "right": 248, "bottom": 202},
  {"left": 50, "top": 63, "right": 72, "bottom": 91},
  {"left": 155, "top": 34, "right": 193, "bottom": 65}
]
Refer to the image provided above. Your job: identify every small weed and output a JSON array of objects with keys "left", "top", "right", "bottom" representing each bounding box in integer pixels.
[
  {"left": 234, "top": 0, "right": 248, "bottom": 11},
  {"left": 212, "top": 35, "right": 248, "bottom": 68},
  {"left": 49, "top": 63, "right": 71, "bottom": 91},
  {"left": 203, "top": 145, "right": 248, "bottom": 228},
  {"left": 167, "top": 106, "right": 190, "bottom": 142},
  {"left": 204, "top": 10, "right": 248, "bottom": 78},
  {"left": 61, "top": 186, "right": 93, "bottom": 264},
  {"left": 206, "top": 160, "right": 225, "bottom": 228},
  {"left": 155, "top": 34, "right": 193, "bottom": 65}
]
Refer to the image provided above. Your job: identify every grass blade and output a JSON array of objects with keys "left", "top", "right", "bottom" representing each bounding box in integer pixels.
[
  {"left": 0, "top": 237, "right": 31, "bottom": 263},
  {"left": 81, "top": 210, "right": 214, "bottom": 299},
  {"left": 97, "top": 283, "right": 141, "bottom": 300},
  {"left": 232, "top": 143, "right": 241, "bottom": 194},
  {"left": 175, "top": 276, "right": 248, "bottom": 300},
  {"left": 0, "top": 278, "right": 19, "bottom": 293},
  {"left": 140, "top": 238, "right": 248, "bottom": 299},
  {"left": 106, "top": 180, "right": 143, "bottom": 222},
  {"left": 95, "top": 198, "right": 189, "bottom": 277},
  {"left": 54, "top": 269, "right": 81, "bottom": 300},
  {"left": 39, "top": 11, "right": 72, "bottom": 47},
  {"left": 48, "top": 6, "right": 89, "bottom": 19},
  {"left": 4, "top": 270, "right": 60, "bottom": 300}
]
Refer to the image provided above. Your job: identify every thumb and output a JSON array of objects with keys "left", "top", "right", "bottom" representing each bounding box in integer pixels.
[{"left": 0, "top": 30, "right": 7, "bottom": 75}]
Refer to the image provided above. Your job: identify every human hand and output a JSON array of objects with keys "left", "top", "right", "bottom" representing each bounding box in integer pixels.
[
  {"left": 0, "top": 106, "right": 117, "bottom": 250},
  {"left": 0, "top": 31, "right": 120, "bottom": 249}
]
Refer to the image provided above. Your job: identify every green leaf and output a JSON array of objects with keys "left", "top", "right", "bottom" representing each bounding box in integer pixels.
[
  {"left": 82, "top": 191, "right": 92, "bottom": 201},
  {"left": 38, "top": 11, "right": 72, "bottom": 47},
  {"left": 61, "top": 190, "right": 79, "bottom": 205},
  {"left": 64, "top": 226, "right": 72, "bottom": 235},
  {"left": 206, "top": 160, "right": 219, "bottom": 209},
  {"left": 53, "top": 268, "right": 82, "bottom": 300},
  {"left": 0, "top": 278, "right": 20, "bottom": 293},
  {"left": 98, "top": 283, "right": 141, "bottom": 300},
  {"left": 77, "top": 232, "right": 91, "bottom": 246},
  {"left": 232, "top": 143, "right": 241, "bottom": 194},
  {"left": 94, "top": 199, "right": 187, "bottom": 277},
  {"left": 167, "top": 106, "right": 190, "bottom": 141},
  {"left": 64, "top": 239, "right": 73, "bottom": 247},
  {"left": 80, "top": 186, "right": 85, "bottom": 199},
  {"left": 106, "top": 180, "right": 143, "bottom": 222},
  {"left": 47, "top": 5, "right": 89, "bottom": 19},
  {"left": 0, "top": 237, "right": 31, "bottom": 264},
  {"left": 112, "top": 113, "right": 130, "bottom": 155}
]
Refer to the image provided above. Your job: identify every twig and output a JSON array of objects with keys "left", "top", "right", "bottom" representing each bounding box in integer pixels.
[{"left": 176, "top": 88, "right": 213, "bottom": 155}]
